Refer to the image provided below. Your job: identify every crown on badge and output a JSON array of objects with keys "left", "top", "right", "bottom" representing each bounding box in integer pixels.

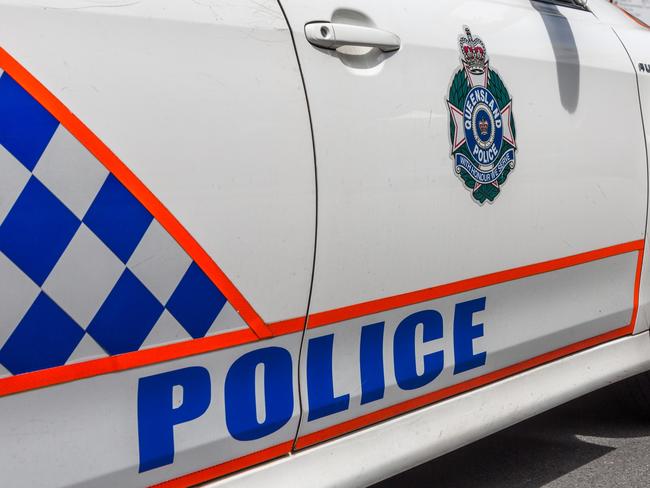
[{"left": 459, "top": 27, "right": 487, "bottom": 75}]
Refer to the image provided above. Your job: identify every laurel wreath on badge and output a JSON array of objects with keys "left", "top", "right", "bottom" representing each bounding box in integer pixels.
[{"left": 447, "top": 27, "right": 517, "bottom": 204}]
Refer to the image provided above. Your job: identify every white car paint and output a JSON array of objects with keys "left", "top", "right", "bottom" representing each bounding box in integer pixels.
[
  {"left": 296, "top": 251, "right": 638, "bottom": 442},
  {"left": 0, "top": 0, "right": 316, "bottom": 324},
  {"left": 607, "top": 16, "right": 650, "bottom": 334},
  {"left": 207, "top": 333, "right": 650, "bottom": 488},
  {"left": 278, "top": 0, "right": 648, "bottom": 444},
  {"left": 279, "top": 0, "right": 646, "bottom": 315},
  {"left": 0, "top": 334, "right": 303, "bottom": 488},
  {"left": 0, "top": 0, "right": 648, "bottom": 487}
]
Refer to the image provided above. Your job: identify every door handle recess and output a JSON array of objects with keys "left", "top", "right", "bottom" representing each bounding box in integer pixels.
[{"left": 305, "top": 22, "right": 401, "bottom": 52}]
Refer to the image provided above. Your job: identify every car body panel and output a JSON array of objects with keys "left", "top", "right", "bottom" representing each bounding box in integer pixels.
[
  {"left": 0, "top": 1, "right": 314, "bottom": 486},
  {"left": 205, "top": 333, "right": 650, "bottom": 488},
  {"left": 0, "top": 0, "right": 316, "bottom": 325},
  {"left": 295, "top": 248, "right": 641, "bottom": 446},
  {"left": 278, "top": 0, "right": 648, "bottom": 446},
  {"left": 0, "top": 0, "right": 648, "bottom": 487},
  {"left": 0, "top": 336, "right": 301, "bottom": 488},
  {"left": 607, "top": 22, "right": 650, "bottom": 334},
  {"left": 279, "top": 0, "right": 647, "bottom": 315}
]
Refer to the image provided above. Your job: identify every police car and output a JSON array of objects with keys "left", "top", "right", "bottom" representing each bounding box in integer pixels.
[{"left": 0, "top": 0, "right": 649, "bottom": 486}]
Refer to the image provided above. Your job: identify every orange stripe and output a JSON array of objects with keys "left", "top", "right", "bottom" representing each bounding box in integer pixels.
[
  {"left": 268, "top": 317, "right": 306, "bottom": 336},
  {"left": 297, "top": 246, "right": 644, "bottom": 449},
  {"left": 308, "top": 240, "right": 645, "bottom": 328},
  {"left": 615, "top": 4, "right": 650, "bottom": 29},
  {"left": 0, "top": 47, "right": 273, "bottom": 340},
  {"left": 0, "top": 317, "right": 308, "bottom": 397},
  {"left": 629, "top": 246, "right": 645, "bottom": 329},
  {"left": 150, "top": 441, "right": 293, "bottom": 488},
  {"left": 150, "top": 246, "right": 644, "bottom": 485},
  {"left": 147, "top": 321, "right": 637, "bottom": 487},
  {"left": 0, "top": 328, "right": 260, "bottom": 397},
  {"left": 0, "top": 241, "right": 642, "bottom": 397},
  {"left": 295, "top": 323, "right": 634, "bottom": 450}
]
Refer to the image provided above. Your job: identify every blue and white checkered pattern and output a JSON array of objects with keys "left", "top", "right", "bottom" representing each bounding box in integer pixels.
[{"left": 0, "top": 71, "right": 247, "bottom": 378}]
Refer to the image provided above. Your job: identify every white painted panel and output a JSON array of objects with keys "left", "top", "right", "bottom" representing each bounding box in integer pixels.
[
  {"left": 297, "top": 252, "right": 637, "bottom": 436},
  {"left": 0, "top": 334, "right": 301, "bottom": 488},
  {"left": 611, "top": 25, "right": 650, "bottom": 333},
  {"left": 209, "top": 333, "right": 650, "bottom": 488},
  {"left": 0, "top": 0, "right": 315, "bottom": 323},
  {"left": 279, "top": 0, "right": 647, "bottom": 314}
]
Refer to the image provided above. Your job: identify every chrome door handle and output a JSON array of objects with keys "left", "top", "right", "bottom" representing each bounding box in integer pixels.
[{"left": 304, "top": 22, "right": 401, "bottom": 52}]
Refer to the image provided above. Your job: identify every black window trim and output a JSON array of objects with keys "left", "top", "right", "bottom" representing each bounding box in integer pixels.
[{"left": 532, "top": 0, "right": 591, "bottom": 12}]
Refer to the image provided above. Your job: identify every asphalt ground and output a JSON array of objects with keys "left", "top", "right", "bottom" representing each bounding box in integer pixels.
[{"left": 373, "top": 379, "right": 650, "bottom": 488}]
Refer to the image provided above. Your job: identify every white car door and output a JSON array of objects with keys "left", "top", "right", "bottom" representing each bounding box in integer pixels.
[
  {"left": 0, "top": 1, "right": 315, "bottom": 486},
  {"left": 278, "top": 0, "right": 648, "bottom": 448}
]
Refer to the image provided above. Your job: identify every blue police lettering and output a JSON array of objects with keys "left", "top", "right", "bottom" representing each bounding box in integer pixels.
[
  {"left": 453, "top": 297, "right": 487, "bottom": 374},
  {"left": 138, "top": 366, "right": 211, "bottom": 472},
  {"left": 307, "top": 334, "right": 350, "bottom": 421},
  {"left": 303, "top": 298, "right": 488, "bottom": 418},
  {"left": 137, "top": 347, "right": 294, "bottom": 473},
  {"left": 225, "top": 346, "right": 294, "bottom": 440},
  {"left": 393, "top": 310, "right": 444, "bottom": 390},
  {"left": 359, "top": 322, "right": 386, "bottom": 404},
  {"left": 136, "top": 297, "right": 488, "bottom": 469}
]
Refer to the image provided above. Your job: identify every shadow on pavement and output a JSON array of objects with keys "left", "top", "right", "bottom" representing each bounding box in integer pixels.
[{"left": 373, "top": 382, "right": 650, "bottom": 488}]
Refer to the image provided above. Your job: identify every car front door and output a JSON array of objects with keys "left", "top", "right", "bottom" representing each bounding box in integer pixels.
[
  {"left": 0, "top": 1, "right": 315, "bottom": 486},
  {"left": 278, "top": 0, "right": 648, "bottom": 448}
]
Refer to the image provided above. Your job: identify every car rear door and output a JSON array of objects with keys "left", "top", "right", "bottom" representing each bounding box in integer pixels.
[{"left": 277, "top": 0, "right": 648, "bottom": 448}]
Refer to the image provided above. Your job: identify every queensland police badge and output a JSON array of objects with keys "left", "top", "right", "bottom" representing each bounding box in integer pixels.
[{"left": 447, "top": 27, "right": 517, "bottom": 204}]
